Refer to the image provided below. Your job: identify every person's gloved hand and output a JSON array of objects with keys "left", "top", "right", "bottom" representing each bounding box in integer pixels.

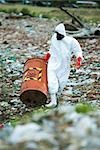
[
  {"left": 0, "top": 124, "right": 4, "bottom": 128},
  {"left": 76, "top": 56, "right": 83, "bottom": 69},
  {"left": 44, "top": 52, "right": 51, "bottom": 62}
]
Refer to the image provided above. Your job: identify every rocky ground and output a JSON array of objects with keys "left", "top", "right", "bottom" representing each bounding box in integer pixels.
[{"left": 0, "top": 12, "right": 100, "bottom": 150}]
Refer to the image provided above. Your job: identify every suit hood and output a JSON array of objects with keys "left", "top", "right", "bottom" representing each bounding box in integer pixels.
[{"left": 55, "top": 23, "right": 66, "bottom": 36}]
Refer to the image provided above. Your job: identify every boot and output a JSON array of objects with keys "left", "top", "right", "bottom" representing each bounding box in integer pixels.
[{"left": 45, "top": 93, "right": 57, "bottom": 108}]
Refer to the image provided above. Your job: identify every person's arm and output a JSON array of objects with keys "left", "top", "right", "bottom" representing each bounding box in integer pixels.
[{"left": 71, "top": 38, "right": 84, "bottom": 69}]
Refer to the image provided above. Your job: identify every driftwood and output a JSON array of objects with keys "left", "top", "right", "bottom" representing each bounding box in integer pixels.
[
  {"left": 60, "top": 6, "right": 85, "bottom": 28},
  {"left": 60, "top": 6, "right": 100, "bottom": 38}
]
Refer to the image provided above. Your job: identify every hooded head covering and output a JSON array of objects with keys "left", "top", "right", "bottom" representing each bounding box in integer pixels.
[{"left": 55, "top": 23, "right": 66, "bottom": 36}]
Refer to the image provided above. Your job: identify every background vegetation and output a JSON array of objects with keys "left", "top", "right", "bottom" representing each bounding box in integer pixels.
[{"left": 0, "top": 4, "right": 100, "bottom": 23}]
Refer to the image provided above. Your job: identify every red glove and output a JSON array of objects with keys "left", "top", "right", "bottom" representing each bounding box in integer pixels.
[
  {"left": 0, "top": 124, "right": 4, "bottom": 129},
  {"left": 76, "top": 57, "right": 82, "bottom": 69},
  {"left": 44, "top": 52, "right": 51, "bottom": 62}
]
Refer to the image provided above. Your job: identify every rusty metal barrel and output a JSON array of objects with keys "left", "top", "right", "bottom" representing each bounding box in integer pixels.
[{"left": 20, "top": 57, "right": 48, "bottom": 107}]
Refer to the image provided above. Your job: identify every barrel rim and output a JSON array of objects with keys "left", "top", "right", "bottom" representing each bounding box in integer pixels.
[
  {"left": 24, "top": 57, "right": 46, "bottom": 65},
  {"left": 20, "top": 87, "right": 47, "bottom": 97}
]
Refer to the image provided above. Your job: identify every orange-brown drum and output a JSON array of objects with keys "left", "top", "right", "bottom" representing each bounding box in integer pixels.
[{"left": 20, "top": 58, "right": 48, "bottom": 107}]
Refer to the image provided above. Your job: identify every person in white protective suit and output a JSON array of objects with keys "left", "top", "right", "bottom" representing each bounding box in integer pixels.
[{"left": 45, "top": 23, "right": 83, "bottom": 108}]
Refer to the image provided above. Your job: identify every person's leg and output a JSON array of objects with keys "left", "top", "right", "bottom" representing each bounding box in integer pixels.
[
  {"left": 58, "top": 74, "right": 68, "bottom": 95},
  {"left": 46, "top": 70, "right": 59, "bottom": 108}
]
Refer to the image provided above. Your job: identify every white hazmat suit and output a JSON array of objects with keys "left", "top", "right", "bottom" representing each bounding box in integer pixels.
[{"left": 46, "top": 23, "right": 83, "bottom": 107}]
